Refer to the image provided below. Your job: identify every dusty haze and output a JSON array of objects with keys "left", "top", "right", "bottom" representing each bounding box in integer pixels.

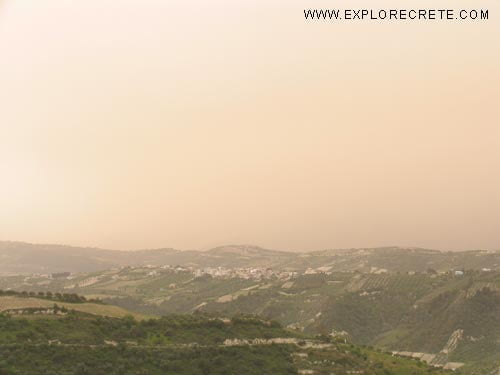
[{"left": 0, "top": 0, "right": 499, "bottom": 251}]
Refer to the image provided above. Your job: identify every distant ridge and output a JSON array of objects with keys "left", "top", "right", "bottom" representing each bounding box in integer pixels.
[
  {"left": 208, "top": 245, "right": 294, "bottom": 256},
  {"left": 0, "top": 241, "right": 498, "bottom": 275}
]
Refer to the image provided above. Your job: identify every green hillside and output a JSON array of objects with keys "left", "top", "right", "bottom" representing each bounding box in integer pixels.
[
  {"left": 0, "top": 248, "right": 498, "bottom": 373},
  {"left": 91, "top": 270, "right": 498, "bottom": 373},
  {"left": 0, "top": 311, "right": 451, "bottom": 375}
]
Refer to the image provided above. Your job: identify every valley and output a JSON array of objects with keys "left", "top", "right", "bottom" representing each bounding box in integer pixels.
[{"left": 0, "top": 242, "right": 498, "bottom": 374}]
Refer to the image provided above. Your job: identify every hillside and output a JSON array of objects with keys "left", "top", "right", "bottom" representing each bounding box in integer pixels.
[
  {"left": 1, "top": 241, "right": 498, "bottom": 275},
  {"left": 0, "top": 311, "right": 450, "bottom": 375},
  {"left": 1, "top": 241, "right": 498, "bottom": 373},
  {"left": 0, "top": 295, "right": 147, "bottom": 320},
  {"left": 0, "top": 242, "right": 297, "bottom": 274},
  {"left": 1, "top": 268, "right": 498, "bottom": 373},
  {"left": 0, "top": 241, "right": 183, "bottom": 274}
]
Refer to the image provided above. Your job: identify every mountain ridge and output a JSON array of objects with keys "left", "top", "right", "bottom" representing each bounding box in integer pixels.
[{"left": 1, "top": 241, "right": 498, "bottom": 275}]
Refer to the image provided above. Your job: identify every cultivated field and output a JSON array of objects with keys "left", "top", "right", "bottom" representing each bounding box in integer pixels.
[{"left": 0, "top": 296, "right": 147, "bottom": 320}]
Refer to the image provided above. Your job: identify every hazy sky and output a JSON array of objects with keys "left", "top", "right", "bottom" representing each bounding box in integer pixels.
[{"left": 1, "top": 0, "right": 499, "bottom": 251}]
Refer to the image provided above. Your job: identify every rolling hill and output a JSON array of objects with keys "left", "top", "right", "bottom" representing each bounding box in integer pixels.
[
  {"left": 1, "top": 241, "right": 498, "bottom": 275},
  {"left": 1, "top": 266, "right": 498, "bottom": 373},
  {"left": 1, "top": 241, "right": 498, "bottom": 373},
  {"left": 0, "top": 311, "right": 451, "bottom": 375}
]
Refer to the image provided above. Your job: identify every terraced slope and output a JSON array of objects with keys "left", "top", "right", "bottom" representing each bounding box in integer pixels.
[
  {"left": 92, "top": 270, "right": 498, "bottom": 373},
  {"left": 0, "top": 312, "right": 450, "bottom": 375}
]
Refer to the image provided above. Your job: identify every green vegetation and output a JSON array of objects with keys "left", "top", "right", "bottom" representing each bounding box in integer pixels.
[
  {"left": 0, "top": 245, "right": 498, "bottom": 373},
  {"left": 1, "top": 271, "right": 498, "bottom": 372},
  {"left": 0, "top": 344, "right": 297, "bottom": 375},
  {"left": 0, "top": 312, "right": 294, "bottom": 346},
  {"left": 0, "top": 312, "right": 450, "bottom": 375},
  {"left": 0, "top": 289, "right": 101, "bottom": 304}
]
